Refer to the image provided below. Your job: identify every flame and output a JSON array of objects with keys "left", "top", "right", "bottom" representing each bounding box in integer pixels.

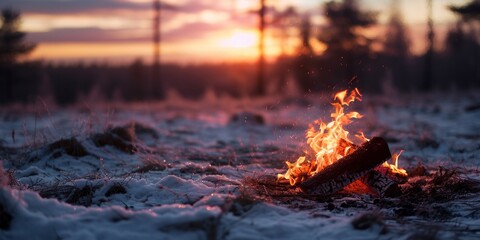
[
  {"left": 382, "top": 150, "right": 407, "bottom": 176},
  {"left": 278, "top": 88, "right": 406, "bottom": 186}
]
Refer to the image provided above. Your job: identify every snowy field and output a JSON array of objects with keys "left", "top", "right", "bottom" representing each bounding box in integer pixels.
[{"left": 1, "top": 90, "right": 480, "bottom": 239}]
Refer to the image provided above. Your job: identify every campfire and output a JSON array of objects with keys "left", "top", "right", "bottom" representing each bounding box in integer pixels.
[{"left": 278, "top": 89, "right": 408, "bottom": 197}]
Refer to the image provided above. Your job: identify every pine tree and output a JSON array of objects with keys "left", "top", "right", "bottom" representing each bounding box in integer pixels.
[
  {"left": 384, "top": 6, "right": 410, "bottom": 57},
  {"left": 294, "top": 16, "right": 316, "bottom": 92},
  {"left": 317, "top": 0, "right": 378, "bottom": 90},
  {"left": 319, "top": 0, "right": 376, "bottom": 57},
  {"left": 446, "top": 0, "right": 480, "bottom": 88},
  {"left": 0, "top": 8, "right": 36, "bottom": 103},
  {"left": 384, "top": 1, "right": 411, "bottom": 90},
  {"left": 0, "top": 9, "right": 35, "bottom": 64},
  {"left": 449, "top": 0, "right": 480, "bottom": 21}
]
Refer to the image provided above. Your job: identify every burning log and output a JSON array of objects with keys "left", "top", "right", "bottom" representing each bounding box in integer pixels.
[
  {"left": 300, "top": 137, "right": 391, "bottom": 195},
  {"left": 339, "top": 139, "right": 405, "bottom": 196}
]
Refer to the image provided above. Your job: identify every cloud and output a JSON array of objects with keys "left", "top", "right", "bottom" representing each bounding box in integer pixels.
[
  {"left": 163, "top": 22, "right": 223, "bottom": 41},
  {"left": 5, "top": 0, "right": 151, "bottom": 14},
  {"left": 15, "top": 0, "right": 251, "bottom": 44},
  {"left": 26, "top": 21, "right": 224, "bottom": 43},
  {"left": 22, "top": 14, "right": 150, "bottom": 32},
  {"left": 5, "top": 0, "right": 220, "bottom": 15},
  {"left": 27, "top": 27, "right": 149, "bottom": 43}
]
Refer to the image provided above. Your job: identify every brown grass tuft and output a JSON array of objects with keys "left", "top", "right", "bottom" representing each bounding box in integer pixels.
[{"left": 48, "top": 137, "right": 88, "bottom": 157}]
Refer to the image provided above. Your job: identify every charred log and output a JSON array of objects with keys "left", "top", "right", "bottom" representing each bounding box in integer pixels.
[
  {"left": 300, "top": 137, "right": 392, "bottom": 195},
  {"left": 361, "top": 170, "right": 401, "bottom": 197},
  {"left": 374, "top": 165, "right": 408, "bottom": 184}
]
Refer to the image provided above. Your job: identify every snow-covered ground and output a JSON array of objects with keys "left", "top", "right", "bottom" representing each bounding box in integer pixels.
[{"left": 1, "top": 90, "right": 480, "bottom": 239}]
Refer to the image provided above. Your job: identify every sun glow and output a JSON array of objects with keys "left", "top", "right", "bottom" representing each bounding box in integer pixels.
[
  {"left": 31, "top": 43, "right": 152, "bottom": 59},
  {"left": 218, "top": 30, "right": 257, "bottom": 49}
]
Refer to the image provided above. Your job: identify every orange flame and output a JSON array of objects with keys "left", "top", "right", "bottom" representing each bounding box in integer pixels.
[
  {"left": 278, "top": 88, "right": 406, "bottom": 186},
  {"left": 382, "top": 150, "right": 407, "bottom": 176}
]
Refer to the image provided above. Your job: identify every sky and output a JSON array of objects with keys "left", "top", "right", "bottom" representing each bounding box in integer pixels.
[{"left": 0, "top": 0, "right": 470, "bottom": 64}]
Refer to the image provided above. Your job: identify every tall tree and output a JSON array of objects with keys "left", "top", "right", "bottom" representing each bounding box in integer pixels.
[
  {"left": 127, "top": 58, "right": 148, "bottom": 101},
  {"left": 0, "top": 8, "right": 36, "bottom": 103},
  {"left": 254, "top": 0, "right": 266, "bottom": 96},
  {"left": 449, "top": 0, "right": 480, "bottom": 22},
  {"left": 384, "top": 2, "right": 410, "bottom": 57},
  {"left": 317, "top": 0, "right": 377, "bottom": 90},
  {"left": 294, "top": 15, "right": 317, "bottom": 92},
  {"left": 152, "top": 0, "right": 161, "bottom": 101},
  {"left": 152, "top": 1, "right": 176, "bottom": 100},
  {"left": 446, "top": 0, "right": 480, "bottom": 88},
  {"left": 319, "top": 0, "right": 376, "bottom": 55},
  {"left": 271, "top": 6, "right": 298, "bottom": 57},
  {"left": 384, "top": 0, "right": 411, "bottom": 90},
  {"left": 422, "top": 0, "right": 435, "bottom": 92},
  {"left": 271, "top": 6, "right": 298, "bottom": 94},
  {"left": 0, "top": 9, "right": 35, "bottom": 64}
]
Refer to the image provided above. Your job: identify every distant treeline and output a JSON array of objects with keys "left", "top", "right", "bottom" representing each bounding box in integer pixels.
[
  {"left": 0, "top": 61, "right": 258, "bottom": 105},
  {"left": 1, "top": 47, "right": 479, "bottom": 106},
  {"left": 290, "top": 49, "right": 480, "bottom": 94},
  {"left": 1, "top": 0, "right": 479, "bottom": 105}
]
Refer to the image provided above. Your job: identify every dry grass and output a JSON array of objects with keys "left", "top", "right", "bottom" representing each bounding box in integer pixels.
[
  {"left": 241, "top": 166, "right": 480, "bottom": 221},
  {"left": 92, "top": 128, "right": 136, "bottom": 154},
  {"left": 105, "top": 183, "right": 127, "bottom": 197},
  {"left": 48, "top": 137, "right": 89, "bottom": 157},
  {"left": 401, "top": 167, "right": 480, "bottom": 204},
  {"left": 132, "top": 157, "right": 167, "bottom": 173}
]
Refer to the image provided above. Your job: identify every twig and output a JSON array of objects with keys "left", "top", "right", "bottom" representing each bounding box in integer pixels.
[
  {"left": 34, "top": 110, "right": 37, "bottom": 146},
  {"left": 11, "top": 129, "right": 15, "bottom": 144},
  {"left": 262, "top": 185, "right": 269, "bottom": 196}
]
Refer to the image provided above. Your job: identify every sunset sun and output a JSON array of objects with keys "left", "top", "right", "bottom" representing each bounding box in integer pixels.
[{"left": 218, "top": 30, "right": 257, "bottom": 49}]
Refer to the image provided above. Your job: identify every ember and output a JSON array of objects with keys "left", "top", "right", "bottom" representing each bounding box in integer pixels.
[{"left": 278, "top": 89, "right": 407, "bottom": 196}]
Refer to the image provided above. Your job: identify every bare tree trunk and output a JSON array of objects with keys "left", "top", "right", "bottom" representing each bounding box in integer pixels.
[
  {"left": 0, "top": 63, "right": 14, "bottom": 104},
  {"left": 254, "top": 0, "right": 266, "bottom": 96},
  {"left": 153, "top": 0, "right": 164, "bottom": 99},
  {"left": 422, "top": 0, "right": 434, "bottom": 91}
]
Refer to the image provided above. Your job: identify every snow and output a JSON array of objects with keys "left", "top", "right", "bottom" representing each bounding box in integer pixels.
[
  {"left": 1, "top": 91, "right": 480, "bottom": 239},
  {"left": 1, "top": 188, "right": 222, "bottom": 240}
]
